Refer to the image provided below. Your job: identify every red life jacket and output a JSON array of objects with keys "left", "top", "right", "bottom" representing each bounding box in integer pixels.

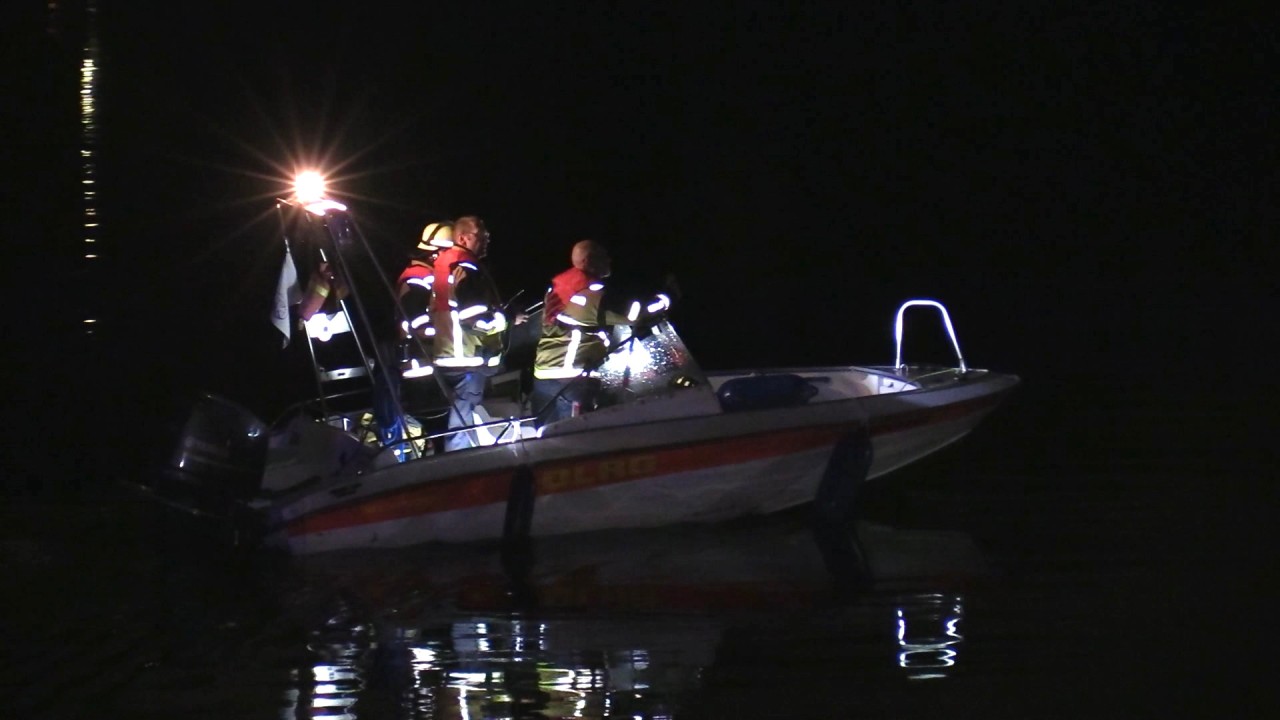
[
  {"left": 398, "top": 260, "right": 431, "bottom": 287},
  {"left": 543, "top": 267, "right": 595, "bottom": 328},
  {"left": 430, "top": 246, "right": 477, "bottom": 314}
]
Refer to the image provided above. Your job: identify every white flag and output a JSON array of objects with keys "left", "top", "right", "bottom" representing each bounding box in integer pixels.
[{"left": 271, "top": 244, "right": 302, "bottom": 347}]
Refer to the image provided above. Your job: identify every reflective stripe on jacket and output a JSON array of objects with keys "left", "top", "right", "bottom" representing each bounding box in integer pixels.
[
  {"left": 397, "top": 259, "right": 435, "bottom": 340},
  {"left": 430, "top": 246, "right": 507, "bottom": 368},
  {"left": 533, "top": 267, "right": 670, "bottom": 379},
  {"left": 396, "top": 258, "right": 436, "bottom": 378}
]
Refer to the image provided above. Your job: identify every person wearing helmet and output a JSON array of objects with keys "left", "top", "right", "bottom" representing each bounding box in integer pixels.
[
  {"left": 395, "top": 221, "right": 454, "bottom": 380},
  {"left": 531, "top": 239, "right": 671, "bottom": 427},
  {"left": 431, "top": 215, "right": 511, "bottom": 451}
]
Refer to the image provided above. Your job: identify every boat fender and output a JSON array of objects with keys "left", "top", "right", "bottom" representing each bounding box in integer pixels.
[{"left": 716, "top": 373, "right": 818, "bottom": 413}]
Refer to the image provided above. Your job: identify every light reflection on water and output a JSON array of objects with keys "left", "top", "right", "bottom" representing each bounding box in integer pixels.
[
  {"left": 390, "top": 616, "right": 706, "bottom": 719},
  {"left": 283, "top": 599, "right": 969, "bottom": 719},
  {"left": 292, "top": 597, "right": 375, "bottom": 719},
  {"left": 80, "top": 0, "right": 101, "bottom": 279},
  {"left": 896, "top": 594, "right": 964, "bottom": 679},
  {"left": 4, "top": 487, "right": 993, "bottom": 719},
  {"left": 267, "top": 515, "right": 982, "bottom": 719}
]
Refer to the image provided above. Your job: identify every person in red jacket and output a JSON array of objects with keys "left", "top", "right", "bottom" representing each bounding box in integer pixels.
[
  {"left": 430, "top": 216, "right": 511, "bottom": 450},
  {"left": 531, "top": 239, "right": 670, "bottom": 427}
]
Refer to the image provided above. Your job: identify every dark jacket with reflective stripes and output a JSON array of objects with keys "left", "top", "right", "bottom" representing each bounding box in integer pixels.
[
  {"left": 430, "top": 246, "right": 507, "bottom": 369},
  {"left": 396, "top": 256, "right": 436, "bottom": 377},
  {"left": 397, "top": 257, "right": 435, "bottom": 340}
]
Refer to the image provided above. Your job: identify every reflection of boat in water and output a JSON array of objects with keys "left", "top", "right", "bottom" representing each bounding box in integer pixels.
[
  {"left": 288, "top": 506, "right": 992, "bottom": 612},
  {"left": 283, "top": 515, "right": 983, "bottom": 718},
  {"left": 142, "top": 181, "right": 1017, "bottom": 555}
]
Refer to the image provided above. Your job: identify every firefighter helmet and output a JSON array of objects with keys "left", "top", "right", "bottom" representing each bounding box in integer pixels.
[{"left": 418, "top": 222, "right": 454, "bottom": 251}]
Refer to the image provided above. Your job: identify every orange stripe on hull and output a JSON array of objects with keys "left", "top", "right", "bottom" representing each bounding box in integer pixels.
[
  {"left": 286, "top": 385, "right": 1010, "bottom": 539},
  {"left": 870, "top": 386, "right": 1008, "bottom": 436},
  {"left": 533, "top": 425, "right": 843, "bottom": 497},
  {"left": 288, "top": 426, "right": 844, "bottom": 537},
  {"left": 287, "top": 469, "right": 512, "bottom": 537}
]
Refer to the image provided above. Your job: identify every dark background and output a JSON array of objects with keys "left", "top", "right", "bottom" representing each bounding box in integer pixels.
[
  {"left": 2, "top": 3, "right": 1276, "bottom": 714},
  {"left": 3, "top": 2, "right": 1272, "bottom": 479}
]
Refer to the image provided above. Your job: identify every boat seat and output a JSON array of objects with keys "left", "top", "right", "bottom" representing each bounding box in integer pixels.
[{"left": 716, "top": 373, "right": 818, "bottom": 413}]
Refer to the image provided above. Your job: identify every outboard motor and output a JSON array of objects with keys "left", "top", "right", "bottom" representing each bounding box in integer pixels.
[{"left": 159, "top": 393, "right": 268, "bottom": 518}]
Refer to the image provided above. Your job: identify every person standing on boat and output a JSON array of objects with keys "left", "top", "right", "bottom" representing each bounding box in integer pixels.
[
  {"left": 531, "top": 239, "right": 671, "bottom": 427},
  {"left": 395, "top": 222, "right": 453, "bottom": 381},
  {"left": 431, "top": 215, "right": 510, "bottom": 451}
]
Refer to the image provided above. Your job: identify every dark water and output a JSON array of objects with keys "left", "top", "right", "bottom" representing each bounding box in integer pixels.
[{"left": 2, "top": 380, "right": 1271, "bottom": 719}]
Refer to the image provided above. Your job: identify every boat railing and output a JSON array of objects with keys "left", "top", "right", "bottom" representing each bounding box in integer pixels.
[
  {"left": 366, "top": 414, "right": 539, "bottom": 463},
  {"left": 894, "top": 299, "right": 968, "bottom": 373},
  {"left": 434, "top": 416, "right": 534, "bottom": 445}
]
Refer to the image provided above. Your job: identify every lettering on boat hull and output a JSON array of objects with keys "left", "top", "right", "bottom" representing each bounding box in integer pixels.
[{"left": 536, "top": 454, "right": 659, "bottom": 494}]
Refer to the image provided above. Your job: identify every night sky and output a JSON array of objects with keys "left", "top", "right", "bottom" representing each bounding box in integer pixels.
[{"left": 5, "top": 2, "right": 1273, "bottom": 476}]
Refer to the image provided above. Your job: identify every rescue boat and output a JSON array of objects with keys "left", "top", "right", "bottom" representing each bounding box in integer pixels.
[{"left": 145, "top": 188, "right": 1019, "bottom": 555}]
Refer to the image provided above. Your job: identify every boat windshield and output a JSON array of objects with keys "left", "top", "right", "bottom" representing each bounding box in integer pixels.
[{"left": 595, "top": 320, "right": 709, "bottom": 404}]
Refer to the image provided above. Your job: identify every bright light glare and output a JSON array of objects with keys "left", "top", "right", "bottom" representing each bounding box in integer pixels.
[
  {"left": 410, "top": 647, "right": 438, "bottom": 664},
  {"left": 600, "top": 334, "right": 655, "bottom": 376},
  {"left": 294, "top": 171, "right": 327, "bottom": 203},
  {"left": 304, "top": 199, "right": 348, "bottom": 216}
]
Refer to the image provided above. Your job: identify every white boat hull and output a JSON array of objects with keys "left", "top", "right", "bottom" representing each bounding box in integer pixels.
[{"left": 270, "top": 368, "right": 1015, "bottom": 555}]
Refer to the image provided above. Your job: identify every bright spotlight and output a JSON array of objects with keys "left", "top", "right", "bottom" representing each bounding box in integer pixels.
[{"left": 293, "top": 171, "right": 327, "bottom": 203}]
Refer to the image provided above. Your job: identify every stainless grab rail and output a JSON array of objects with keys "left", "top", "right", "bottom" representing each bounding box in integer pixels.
[{"left": 893, "top": 299, "right": 967, "bottom": 373}]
